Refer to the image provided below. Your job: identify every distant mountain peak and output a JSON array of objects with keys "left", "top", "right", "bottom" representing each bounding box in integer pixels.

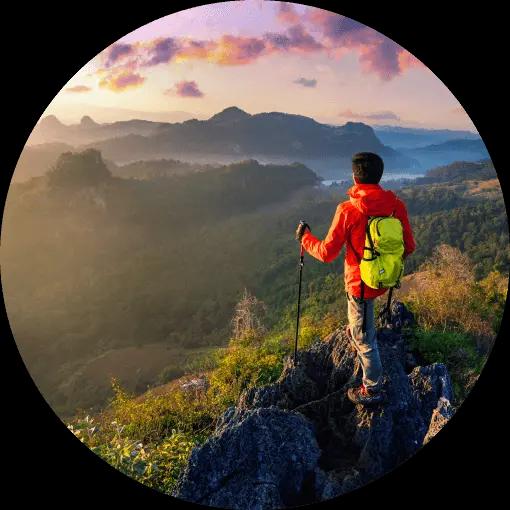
[
  {"left": 342, "top": 121, "right": 374, "bottom": 132},
  {"left": 208, "top": 107, "right": 251, "bottom": 123},
  {"left": 80, "top": 115, "right": 99, "bottom": 128},
  {"left": 39, "top": 115, "right": 64, "bottom": 127}
]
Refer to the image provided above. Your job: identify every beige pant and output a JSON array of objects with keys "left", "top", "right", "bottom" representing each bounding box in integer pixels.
[{"left": 347, "top": 293, "right": 383, "bottom": 391}]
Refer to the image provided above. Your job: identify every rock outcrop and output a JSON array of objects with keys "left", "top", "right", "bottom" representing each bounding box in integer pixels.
[{"left": 175, "top": 302, "right": 454, "bottom": 508}]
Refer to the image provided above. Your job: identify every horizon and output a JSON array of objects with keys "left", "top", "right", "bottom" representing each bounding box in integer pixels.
[
  {"left": 37, "top": 105, "right": 479, "bottom": 135},
  {"left": 41, "top": 1, "right": 477, "bottom": 133}
]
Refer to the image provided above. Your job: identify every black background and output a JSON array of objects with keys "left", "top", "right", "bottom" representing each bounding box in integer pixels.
[{"left": 1, "top": 1, "right": 506, "bottom": 507}]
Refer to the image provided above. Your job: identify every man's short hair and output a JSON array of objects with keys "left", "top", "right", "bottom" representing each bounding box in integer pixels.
[{"left": 352, "top": 152, "right": 384, "bottom": 184}]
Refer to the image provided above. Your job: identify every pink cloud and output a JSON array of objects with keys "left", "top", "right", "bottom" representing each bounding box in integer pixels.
[
  {"left": 65, "top": 85, "right": 92, "bottom": 93},
  {"left": 144, "top": 37, "right": 181, "bottom": 66},
  {"left": 99, "top": 70, "right": 145, "bottom": 92},
  {"left": 359, "top": 39, "right": 402, "bottom": 81},
  {"left": 265, "top": 24, "right": 323, "bottom": 52},
  {"left": 212, "top": 35, "right": 268, "bottom": 65},
  {"left": 104, "top": 43, "right": 134, "bottom": 67},
  {"left": 277, "top": 2, "right": 300, "bottom": 24},
  {"left": 177, "top": 39, "right": 216, "bottom": 60},
  {"left": 306, "top": 10, "right": 424, "bottom": 80},
  {"left": 398, "top": 49, "right": 423, "bottom": 71},
  {"left": 168, "top": 80, "right": 204, "bottom": 98},
  {"left": 92, "top": 8, "right": 425, "bottom": 92}
]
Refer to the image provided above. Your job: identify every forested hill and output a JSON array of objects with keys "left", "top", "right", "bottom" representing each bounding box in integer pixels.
[
  {"left": 414, "top": 159, "right": 496, "bottom": 184},
  {"left": 1, "top": 151, "right": 320, "bottom": 414},
  {"left": 7, "top": 150, "right": 318, "bottom": 227},
  {"left": 1, "top": 150, "right": 507, "bottom": 416}
]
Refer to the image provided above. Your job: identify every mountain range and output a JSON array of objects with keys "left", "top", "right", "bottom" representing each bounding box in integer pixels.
[
  {"left": 23, "top": 107, "right": 412, "bottom": 175},
  {"left": 16, "top": 107, "right": 489, "bottom": 183},
  {"left": 373, "top": 125, "right": 480, "bottom": 149},
  {"left": 401, "top": 138, "right": 489, "bottom": 170}
]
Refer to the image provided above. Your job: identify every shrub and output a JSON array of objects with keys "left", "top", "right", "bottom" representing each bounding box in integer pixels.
[
  {"left": 404, "top": 244, "right": 508, "bottom": 402},
  {"left": 405, "top": 244, "right": 505, "bottom": 349},
  {"left": 476, "top": 270, "right": 508, "bottom": 341},
  {"left": 231, "top": 288, "right": 267, "bottom": 345},
  {"left": 208, "top": 344, "right": 283, "bottom": 408},
  {"left": 409, "top": 329, "right": 484, "bottom": 402},
  {"left": 70, "top": 416, "right": 197, "bottom": 494}
]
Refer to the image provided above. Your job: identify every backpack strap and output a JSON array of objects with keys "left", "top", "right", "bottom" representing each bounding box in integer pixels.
[{"left": 363, "top": 218, "right": 380, "bottom": 261}]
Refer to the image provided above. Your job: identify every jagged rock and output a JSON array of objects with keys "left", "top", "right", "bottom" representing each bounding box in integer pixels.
[
  {"left": 385, "top": 300, "right": 415, "bottom": 330},
  {"left": 423, "top": 397, "right": 455, "bottom": 444},
  {"left": 409, "top": 363, "right": 454, "bottom": 423},
  {"left": 175, "top": 302, "right": 455, "bottom": 508},
  {"left": 175, "top": 406, "right": 320, "bottom": 509}
]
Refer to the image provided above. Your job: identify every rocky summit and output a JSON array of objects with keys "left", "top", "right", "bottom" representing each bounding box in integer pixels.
[{"left": 174, "top": 302, "right": 455, "bottom": 509}]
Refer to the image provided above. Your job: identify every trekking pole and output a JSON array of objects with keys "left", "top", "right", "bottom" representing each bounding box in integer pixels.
[{"left": 294, "top": 234, "right": 305, "bottom": 365}]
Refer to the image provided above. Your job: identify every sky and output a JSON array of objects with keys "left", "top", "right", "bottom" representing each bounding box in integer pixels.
[{"left": 44, "top": 0, "right": 476, "bottom": 131}]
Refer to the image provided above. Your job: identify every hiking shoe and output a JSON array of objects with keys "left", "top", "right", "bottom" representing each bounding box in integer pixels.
[{"left": 347, "top": 384, "right": 385, "bottom": 406}]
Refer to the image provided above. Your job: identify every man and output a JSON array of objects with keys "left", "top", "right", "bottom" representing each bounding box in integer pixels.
[{"left": 295, "top": 152, "right": 415, "bottom": 405}]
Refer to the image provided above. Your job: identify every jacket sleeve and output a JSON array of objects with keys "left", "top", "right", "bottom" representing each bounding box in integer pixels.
[
  {"left": 301, "top": 204, "right": 346, "bottom": 263},
  {"left": 394, "top": 198, "right": 416, "bottom": 257}
]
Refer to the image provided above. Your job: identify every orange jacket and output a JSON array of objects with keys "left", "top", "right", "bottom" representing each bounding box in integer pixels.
[{"left": 301, "top": 183, "right": 416, "bottom": 299}]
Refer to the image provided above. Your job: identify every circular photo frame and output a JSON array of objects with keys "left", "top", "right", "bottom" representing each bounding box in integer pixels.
[{"left": 1, "top": 2, "right": 506, "bottom": 508}]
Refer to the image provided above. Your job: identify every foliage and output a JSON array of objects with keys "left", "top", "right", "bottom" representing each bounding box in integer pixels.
[
  {"left": 69, "top": 415, "right": 197, "bottom": 494},
  {"left": 404, "top": 245, "right": 507, "bottom": 402},
  {"left": 409, "top": 329, "right": 484, "bottom": 403},
  {"left": 476, "top": 270, "right": 508, "bottom": 334},
  {"left": 208, "top": 345, "right": 283, "bottom": 408},
  {"left": 404, "top": 245, "right": 506, "bottom": 351}
]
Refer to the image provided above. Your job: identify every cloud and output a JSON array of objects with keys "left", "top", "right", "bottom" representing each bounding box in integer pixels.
[
  {"left": 104, "top": 43, "right": 134, "bottom": 68},
  {"left": 210, "top": 35, "right": 268, "bottom": 65},
  {"left": 175, "top": 40, "right": 216, "bottom": 61},
  {"left": 277, "top": 2, "right": 300, "bottom": 24},
  {"left": 97, "top": 24, "right": 322, "bottom": 75},
  {"left": 98, "top": 70, "right": 146, "bottom": 92},
  {"left": 167, "top": 80, "right": 204, "bottom": 98},
  {"left": 265, "top": 24, "right": 323, "bottom": 52},
  {"left": 305, "top": 10, "right": 424, "bottom": 80},
  {"left": 92, "top": 8, "right": 424, "bottom": 92},
  {"left": 65, "top": 85, "right": 92, "bottom": 93},
  {"left": 294, "top": 77, "right": 317, "bottom": 88},
  {"left": 144, "top": 37, "right": 181, "bottom": 66},
  {"left": 339, "top": 109, "right": 401, "bottom": 121},
  {"left": 398, "top": 50, "right": 423, "bottom": 71},
  {"left": 358, "top": 39, "right": 402, "bottom": 81}
]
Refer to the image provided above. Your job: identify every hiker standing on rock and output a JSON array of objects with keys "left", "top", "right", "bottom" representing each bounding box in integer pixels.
[{"left": 295, "top": 152, "right": 416, "bottom": 405}]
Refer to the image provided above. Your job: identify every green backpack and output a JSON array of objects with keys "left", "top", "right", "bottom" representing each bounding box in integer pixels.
[{"left": 360, "top": 215, "right": 404, "bottom": 289}]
